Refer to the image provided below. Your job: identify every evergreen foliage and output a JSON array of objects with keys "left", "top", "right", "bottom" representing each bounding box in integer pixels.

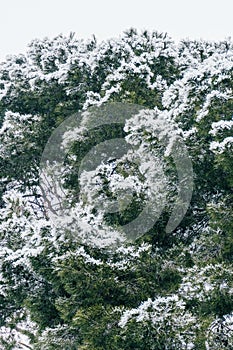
[{"left": 0, "top": 30, "right": 232, "bottom": 349}]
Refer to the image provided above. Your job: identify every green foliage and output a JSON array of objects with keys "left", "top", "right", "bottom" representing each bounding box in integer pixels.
[{"left": 0, "top": 30, "right": 232, "bottom": 349}]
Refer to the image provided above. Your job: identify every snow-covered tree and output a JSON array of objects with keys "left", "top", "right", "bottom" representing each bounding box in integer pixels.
[{"left": 0, "top": 30, "right": 232, "bottom": 349}]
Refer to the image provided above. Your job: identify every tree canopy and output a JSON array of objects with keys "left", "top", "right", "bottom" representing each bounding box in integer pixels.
[{"left": 0, "top": 29, "right": 232, "bottom": 349}]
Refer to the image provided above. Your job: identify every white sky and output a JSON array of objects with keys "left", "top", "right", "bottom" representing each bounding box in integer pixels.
[{"left": 0, "top": 0, "right": 232, "bottom": 62}]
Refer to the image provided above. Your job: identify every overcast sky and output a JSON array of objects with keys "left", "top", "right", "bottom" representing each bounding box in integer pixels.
[{"left": 0, "top": 0, "right": 232, "bottom": 62}]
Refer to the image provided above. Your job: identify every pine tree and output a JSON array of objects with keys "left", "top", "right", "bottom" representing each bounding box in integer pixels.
[{"left": 0, "top": 30, "right": 232, "bottom": 349}]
